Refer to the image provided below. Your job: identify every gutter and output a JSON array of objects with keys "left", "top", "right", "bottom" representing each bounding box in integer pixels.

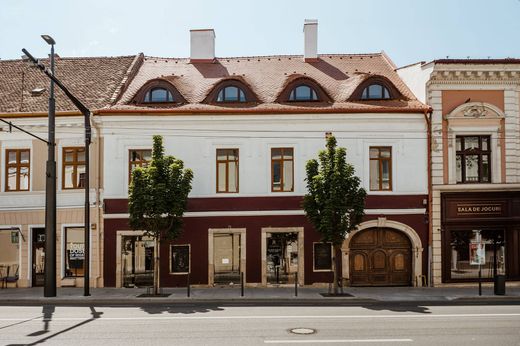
[{"left": 423, "top": 107, "right": 433, "bottom": 287}]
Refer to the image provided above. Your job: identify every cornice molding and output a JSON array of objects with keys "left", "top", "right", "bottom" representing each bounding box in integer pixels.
[{"left": 429, "top": 69, "right": 520, "bottom": 85}]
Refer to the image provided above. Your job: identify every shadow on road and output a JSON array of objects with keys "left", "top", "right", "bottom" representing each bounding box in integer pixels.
[
  {"left": 140, "top": 304, "right": 224, "bottom": 315},
  {"left": 361, "top": 302, "right": 431, "bottom": 314}
]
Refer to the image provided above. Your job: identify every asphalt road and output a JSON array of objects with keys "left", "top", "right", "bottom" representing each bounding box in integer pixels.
[{"left": 0, "top": 303, "right": 519, "bottom": 346}]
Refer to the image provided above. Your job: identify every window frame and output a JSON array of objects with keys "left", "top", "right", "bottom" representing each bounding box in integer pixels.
[
  {"left": 216, "top": 148, "right": 239, "bottom": 193},
  {"left": 62, "top": 147, "right": 86, "bottom": 190},
  {"left": 288, "top": 84, "right": 319, "bottom": 102},
  {"left": 456, "top": 135, "right": 491, "bottom": 184},
  {"left": 63, "top": 227, "right": 85, "bottom": 278},
  {"left": 216, "top": 86, "right": 247, "bottom": 103},
  {"left": 271, "top": 147, "right": 294, "bottom": 192},
  {"left": 144, "top": 87, "right": 174, "bottom": 103},
  {"left": 131, "top": 79, "right": 186, "bottom": 106},
  {"left": 128, "top": 149, "right": 152, "bottom": 183},
  {"left": 170, "top": 244, "right": 191, "bottom": 275},
  {"left": 313, "top": 242, "right": 333, "bottom": 272},
  {"left": 5, "top": 149, "right": 30, "bottom": 192},
  {"left": 361, "top": 83, "right": 391, "bottom": 100},
  {"left": 369, "top": 146, "right": 392, "bottom": 191}
]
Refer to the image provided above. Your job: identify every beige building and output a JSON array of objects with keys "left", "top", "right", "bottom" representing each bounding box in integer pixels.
[
  {"left": 399, "top": 59, "right": 520, "bottom": 286},
  {"left": 0, "top": 55, "right": 140, "bottom": 288}
]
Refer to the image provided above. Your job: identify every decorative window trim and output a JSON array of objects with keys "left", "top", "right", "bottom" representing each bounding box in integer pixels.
[
  {"left": 131, "top": 79, "right": 186, "bottom": 106},
  {"left": 313, "top": 242, "right": 333, "bottom": 272},
  {"left": 204, "top": 79, "right": 258, "bottom": 105},
  {"left": 350, "top": 76, "right": 404, "bottom": 101},
  {"left": 277, "top": 77, "right": 331, "bottom": 103},
  {"left": 170, "top": 244, "right": 191, "bottom": 275},
  {"left": 455, "top": 135, "right": 491, "bottom": 184}
]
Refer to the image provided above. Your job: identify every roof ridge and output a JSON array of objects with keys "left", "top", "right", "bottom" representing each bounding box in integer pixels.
[
  {"left": 0, "top": 55, "right": 138, "bottom": 63},
  {"left": 143, "top": 52, "right": 384, "bottom": 60}
]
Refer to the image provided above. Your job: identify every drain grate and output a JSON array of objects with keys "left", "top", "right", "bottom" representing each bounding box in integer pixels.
[{"left": 289, "top": 328, "right": 316, "bottom": 335}]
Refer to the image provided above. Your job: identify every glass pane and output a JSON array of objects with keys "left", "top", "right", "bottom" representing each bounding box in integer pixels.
[
  {"left": 368, "top": 84, "right": 383, "bottom": 99},
  {"left": 482, "top": 137, "right": 489, "bottom": 151},
  {"left": 272, "top": 148, "right": 282, "bottom": 160},
  {"left": 456, "top": 155, "right": 462, "bottom": 183},
  {"left": 465, "top": 137, "right": 479, "bottom": 150},
  {"left": 19, "top": 167, "right": 29, "bottom": 190},
  {"left": 217, "top": 149, "right": 227, "bottom": 161},
  {"left": 239, "top": 89, "right": 246, "bottom": 102},
  {"left": 229, "top": 149, "right": 239, "bottom": 160},
  {"left": 289, "top": 90, "right": 296, "bottom": 101},
  {"left": 311, "top": 89, "right": 318, "bottom": 100},
  {"left": 456, "top": 137, "right": 462, "bottom": 151},
  {"left": 228, "top": 162, "right": 238, "bottom": 192},
  {"left": 272, "top": 161, "right": 281, "bottom": 191},
  {"left": 217, "top": 89, "right": 224, "bottom": 102},
  {"left": 151, "top": 88, "right": 168, "bottom": 102},
  {"left": 77, "top": 149, "right": 85, "bottom": 162},
  {"left": 142, "top": 150, "right": 152, "bottom": 161},
  {"left": 65, "top": 149, "right": 74, "bottom": 163},
  {"left": 65, "top": 228, "right": 84, "bottom": 277},
  {"left": 381, "top": 160, "right": 390, "bottom": 188},
  {"left": 283, "top": 148, "right": 294, "bottom": 159},
  {"left": 283, "top": 160, "right": 293, "bottom": 191},
  {"left": 0, "top": 232, "right": 19, "bottom": 270},
  {"left": 217, "top": 163, "right": 227, "bottom": 192},
  {"left": 380, "top": 148, "right": 391, "bottom": 158},
  {"left": 370, "top": 160, "right": 379, "bottom": 190},
  {"left": 77, "top": 165, "right": 86, "bottom": 188},
  {"left": 369, "top": 148, "right": 379, "bottom": 159},
  {"left": 144, "top": 92, "right": 151, "bottom": 102},
  {"left": 224, "top": 87, "right": 239, "bottom": 101},
  {"left": 167, "top": 91, "right": 173, "bottom": 102},
  {"left": 295, "top": 86, "right": 311, "bottom": 100},
  {"left": 465, "top": 155, "right": 479, "bottom": 182},
  {"left": 7, "top": 167, "right": 17, "bottom": 190},
  {"left": 64, "top": 165, "right": 74, "bottom": 188},
  {"left": 362, "top": 88, "right": 368, "bottom": 99},
  {"left": 8, "top": 151, "right": 16, "bottom": 164},
  {"left": 20, "top": 150, "right": 30, "bottom": 163},
  {"left": 482, "top": 155, "right": 490, "bottom": 182},
  {"left": 383, "top": 87, "right": 390, "bottom": 99}
]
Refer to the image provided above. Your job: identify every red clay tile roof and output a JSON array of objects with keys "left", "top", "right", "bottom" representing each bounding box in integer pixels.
[
  {"left": 109, "top": 53, "right": 428, "bottom": 114},
  {"left": 0, "top": 55, "right": 141, "bottom": 115}
]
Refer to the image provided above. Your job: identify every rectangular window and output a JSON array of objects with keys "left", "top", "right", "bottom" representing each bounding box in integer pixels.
[
  {"left": 0, "top": 230, "right": 20, "bottom": 282},
  {"left": 369, "top": 147, "right": 392, "bottom": 191},
  {"left": 6, "top": 149, "right": 30, "bottom": 191},
  {"left": 456, "top": 136, "right": 491, "bottom": 183},
  {"left": 216, "top": 149, "right": 239, "bottom": 193},
  {"left": 271, "top": 148, "right": 294, "bottom": 192},
  {"left": 62, "top": 147, "right": 86, "bottom": 189},
  {"left": 170, "top": 244, "right": 190, "bottom": 274},
  {"left": 64, "top": 227, "right": 85, "bottom": 278},
  {"left": 313, "top": 242, "right": 332, "bottom": 271},
  {"left": 129, "top": 149, "right": 152, "bottom": 182}
]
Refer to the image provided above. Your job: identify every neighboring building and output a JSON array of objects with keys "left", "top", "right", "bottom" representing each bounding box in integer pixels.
[
  {"left": 0, "top": 55, "right": 140, "bottom": 288},
  {"left": 100, "top": 22, "right": 430, "bottom": 288},
  {"left": 399, "top": 59, "right": 520, "bottom": 286}
]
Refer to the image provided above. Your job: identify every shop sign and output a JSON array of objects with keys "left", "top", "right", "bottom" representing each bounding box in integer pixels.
[
  {"left": 68, "top": 243, "right": 84, "bottom": 261},
  {"left": 469, "top": 242, "right": 485, "bottom": 265},
  {"left": 456, "top": 203, "right": 504, "bottom": 216}
]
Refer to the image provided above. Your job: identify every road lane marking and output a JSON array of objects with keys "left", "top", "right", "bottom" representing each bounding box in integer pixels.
[
  {"left": 264, "top": 339, "right": 413, "bottom": 344},
  {"left": 0, "top": 313, "right": 519, "bottom": 322}
]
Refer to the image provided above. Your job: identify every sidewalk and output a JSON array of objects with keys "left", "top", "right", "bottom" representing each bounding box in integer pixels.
[{"left": 1, "top": 284, "right": 520, "bottom": 305}]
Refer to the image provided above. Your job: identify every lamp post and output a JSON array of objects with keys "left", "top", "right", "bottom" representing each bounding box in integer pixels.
[{"left": 41, "top": 34, "right": 57, "bottom": 298}]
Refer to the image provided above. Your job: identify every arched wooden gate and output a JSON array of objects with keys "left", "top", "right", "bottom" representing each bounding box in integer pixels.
[{"left": 349, "top": 227, "right": 412, "bottom": 286}]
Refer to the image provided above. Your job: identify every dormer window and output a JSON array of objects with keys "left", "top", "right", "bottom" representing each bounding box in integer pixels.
[
  {"left": 217, "top": 86, "right": 246, "bottom": 103},
  {"left": 361, "top": 84, "right": 391, "bottom": 100},
  {"left": 289, "top": 85, "right": 319, "bottom": 101},
  {"left": 144, "top": 88, "right": 174, "bottom": 103}
]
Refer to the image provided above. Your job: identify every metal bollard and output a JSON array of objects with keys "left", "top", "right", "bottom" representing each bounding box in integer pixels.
[
  {"left": 294, "top": 272, "right": 298, "bottom": 297},
  {"left": 187, "top": 273, "right": 190, "bottom": 297},
  {"left": 240, "top": 272, "right": 244, "bottom": 297}
]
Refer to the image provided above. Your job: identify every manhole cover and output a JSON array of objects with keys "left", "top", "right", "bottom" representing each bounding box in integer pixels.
[{"left": 289, "top": 328, "right": 316, "bottom": 335}]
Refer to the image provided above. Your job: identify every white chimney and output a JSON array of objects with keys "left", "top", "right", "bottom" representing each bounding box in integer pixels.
[
  {"left": 190, "top": 29, "right": 215, "bottom": 63},
  {"left": 303, "top": 19, "right": 318, "bottom": 62}
]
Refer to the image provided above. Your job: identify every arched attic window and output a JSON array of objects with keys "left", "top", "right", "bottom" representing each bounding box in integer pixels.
[
  {"left": 351, "top": 76, "right": 403, "bottom": 101},
  {"left": 205, "top": 79, "right": 258, "bottom": 105},
  {"left": 131, "top": 79, "right": 185, "bottom": 106},
  {"left": 278, "top": 78, "right": 331, "bottom": 103}
]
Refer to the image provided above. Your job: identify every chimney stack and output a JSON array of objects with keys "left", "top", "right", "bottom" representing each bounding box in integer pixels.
[
  {"left": 303, "top": 19, "right": 318, "bottom": 62},
  {"left": 190, "top": 29, "right": 215, "bottom": 63}
]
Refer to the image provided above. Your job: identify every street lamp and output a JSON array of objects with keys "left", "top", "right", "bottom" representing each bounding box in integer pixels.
[{"left": 42, "top": 34, "right": 57, "bottom": 298}]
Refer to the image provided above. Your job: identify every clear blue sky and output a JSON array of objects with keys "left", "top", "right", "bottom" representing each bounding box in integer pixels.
[{"left": 1, "top": 0, "right": 519, "bottom": 67}]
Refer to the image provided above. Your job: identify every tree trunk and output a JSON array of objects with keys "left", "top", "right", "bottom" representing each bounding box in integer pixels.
[
  {"left": 332, "top": 244, "right": 341, "bottom": 295},
  {"left": 153, "top": 237, "right": 160, "bottom": 295}
]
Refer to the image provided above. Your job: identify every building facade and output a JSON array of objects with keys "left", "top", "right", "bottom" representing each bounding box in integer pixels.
[{"left": 399, "top": 59, "right": 520, "bottom": 286}]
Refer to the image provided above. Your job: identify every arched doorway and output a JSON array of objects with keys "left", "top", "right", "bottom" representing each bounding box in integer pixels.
[{"left": 349, "top": 227, "right": 412, "bottom": 286}]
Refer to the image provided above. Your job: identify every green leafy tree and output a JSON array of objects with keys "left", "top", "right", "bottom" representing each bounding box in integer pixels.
[
  {"left": 303, "top": 135, "right": 366, "bottom": 294},
  {"left": 128, "top": 135, "right": 193, "bottom": 295}
]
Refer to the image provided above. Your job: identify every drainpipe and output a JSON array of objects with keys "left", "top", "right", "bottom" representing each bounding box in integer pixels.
[
  {"left": 92, "top": 115, "right": 103, "bottom": 287},
  {"left": 423, "top": 108, "right": 433, "bottom": 287}
]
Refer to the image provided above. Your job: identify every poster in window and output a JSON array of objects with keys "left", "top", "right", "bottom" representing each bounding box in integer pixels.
[
  {"left": 171, "top": 245, "right": 190, "bottom": 273},
  {"left": 314, "top": 243, "right": 332, "bottom": 270}
]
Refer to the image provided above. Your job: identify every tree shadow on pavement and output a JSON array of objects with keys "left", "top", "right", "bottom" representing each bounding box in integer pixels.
[
  {"left": 361, "top": 302, "right": 431, "bottom": 314},
  {"left": 8, "top": 306, "right": 103, "bottom": 346},
  {"left": 139, "top": 303, "right": 224, "bottom": 315}
]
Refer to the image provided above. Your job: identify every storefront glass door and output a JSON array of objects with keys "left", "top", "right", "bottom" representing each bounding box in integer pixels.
[
  {"left": 266, "top": 232, "right": 298, "bottom": 284},
  {"left": 32, "top": 228, "right": 45, "bottom": 287},
  {"left": 121, "top": 235, "right": 154, "bottom": 287},
  {"left": 213, "top": 233, "right": 241, "bottom": 285}
]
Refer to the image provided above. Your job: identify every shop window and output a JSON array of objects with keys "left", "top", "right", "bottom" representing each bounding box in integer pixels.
[
  {"left": 64, "top": 227, "right": 85, "bottom": 277},
  {"left": 63, "top": 147, "right": 86, "bottom": 189},
  {"left": 129, "top": 149, "right": 152, "bottom": 183},
  {"left": 6, "top": 149, "right": 30, "bottom": 191},
  {"left": 456, "top": 136, "right": 491, "bottom": 183},
  {"left": 170, "top": 245, "right": 190, "bottom": 274},
  {"left": 369, "top": 147, "right": 392, "bottom": 191},
  {"left": 216, "top": 149, "right": 239, "bottom": 193},
  {"left": 449, "top": 229, "right": 505, "bottom": 281},
  {"left": 313, "top": 242, "right": 332, "bottom": 271},
  {"left": 271, "top": 148, "right": 294, "bottom": 192},
  {"left": 0, "top": 229, "right": 20, "bottom": 283}
]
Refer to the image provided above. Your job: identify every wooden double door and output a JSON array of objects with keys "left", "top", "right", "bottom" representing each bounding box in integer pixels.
[{"left": 349, "top": 228, "right": 412, "bottom": 286}]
